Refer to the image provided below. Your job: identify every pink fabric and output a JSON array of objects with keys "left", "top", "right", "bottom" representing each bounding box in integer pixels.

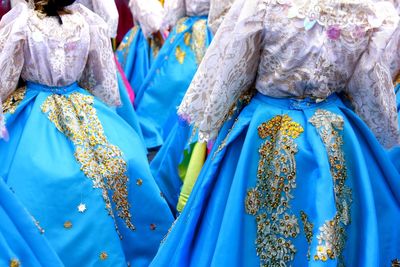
[{"left": 114, "top": 56, "right": 135, "bottom": 104}]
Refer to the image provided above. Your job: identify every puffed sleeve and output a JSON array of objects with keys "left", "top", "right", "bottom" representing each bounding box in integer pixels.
[
  {"left": 76, "top": 5, "right": 121, "bottom": 106},
  {"left": 0, "top": 3, "right": 27, "bottom": 130},
  {"left": 163, "top": 0, "right": 186, "bottom": 29},
  {"left": 75, "top": 0, "right": 119, "bottom": 38},
  {"left": 128, "top": 0, "right": 165, "bottom": 38},
  {"left": 177, "top": 0, "right": 265, "bottom": 142},
  {"left": 347, "top": 1, "right": 400, "bottom": 148}
]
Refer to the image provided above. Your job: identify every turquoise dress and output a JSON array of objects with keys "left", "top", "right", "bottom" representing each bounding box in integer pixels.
[
  {"left": 0, "top": 4, "right": 173, "bottom": 266},
  {"left": 134, "top": 16, "right": 213, "bottom": 149},
  {"left": 115, "top": 26, "right": 163, "bottom": 96},
  {"left": 0, "top": 178, "right": 63, "bottom": 267},
  {"left": 150, "top": 0, "right": 400, "bottom": 266}
]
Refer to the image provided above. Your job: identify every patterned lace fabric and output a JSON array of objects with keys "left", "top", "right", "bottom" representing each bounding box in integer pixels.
[
  {"left": 178, "top": 0, "right": 400, "bottom": 148},
  {"left": 128, "top": 0, "right": 166, "bottom": 38},
  {"left": 163, "top": 0, "right": 210, "bottom": 28},
  {"left": 0, "top": 3, "right": 120, "bottom": 114},
  {"left": 75, "top": 0, "right": 119, "bottom": 38},
  {"left": 208, "top": 0, "right": 235, "bottom": 34}
]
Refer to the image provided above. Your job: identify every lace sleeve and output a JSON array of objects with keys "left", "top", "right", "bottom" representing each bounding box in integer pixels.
[
  {"left": 77, "top": 6, "right": 121, "bottom": 107},
  {"left": 347, "top": 1, "right": 400, "bottom": 148},
  {"left": 163, "top": 0, "right": 186, "bottom": 28},
  {"left": 128, "top": 0, "right": 165, "bottom": 38},
  {"left": 178, "top": 0, "right": 265, "bottom": 142},
  {"left": 0, "top": 3, "right": 27, "bottom": 123},
  {"left": 76, "top": 0, "right": 119, "bottom": 38},
  {"left": 208, "top": 0, "right": 235, "bottom": 34}
]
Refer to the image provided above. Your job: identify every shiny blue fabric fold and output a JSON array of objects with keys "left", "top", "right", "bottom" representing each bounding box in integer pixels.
[
  {"left": 151, "top": 93, "right": 400, "bottom": 267},
  {"left": 115, "top": 27, "right": 156, "bottom": 95},
  {"left": 134, "top": 16, "right": 213, "bottom": 149},
  {"left": 115, "top": 70, "right": 146, "bottom": 147},
  {"left": 0, "top": 82, "right": 174, "bottom": 267},
  {"left": 0, "top": 178, "right": 63, "bottom": 267}
]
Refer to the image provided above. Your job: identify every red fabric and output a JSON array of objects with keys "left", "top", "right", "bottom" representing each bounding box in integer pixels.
[
  {"left": 114, "top": 56, "right": 135, "bottom": 104},
  {"left": 115, "top": 0, "right": 134, "bottom": 45},
  {"left": 0, "top": 0, "right": 11, "bottom": 20}
]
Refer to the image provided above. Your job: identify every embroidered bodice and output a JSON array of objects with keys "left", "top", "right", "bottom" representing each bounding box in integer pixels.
[
  {"left": 164, "top": 0, "right": 210, "bottom": 28},
  {"left": 128, "top": 0, "right": 165, "bottom": 38},
  {"left": 75, "top": 0, "right": 119, "bottom": 38},
  {"left": 0, "top": 3, "right": 120, "bottom": 111},
  {"left": 178, "top": 0, "right": 400, "bottom": 148}
]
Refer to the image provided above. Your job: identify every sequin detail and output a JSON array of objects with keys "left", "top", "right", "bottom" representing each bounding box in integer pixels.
[
  {"left": 175, "top": 46, "right": 186, "bottom": 64},
  {"left": 9, "top": 259, "right": 20, "bottom": 267},
  {"left": 41, "top": 93, "right": 135, "bottom": 234},
  {"left": 309, "top": 109, "right": 352, "bottom": 264},
  {"left": 300, "top": 211, "right": 314, "bottom": 260},
  {"left": 3, "top": 87, "right": 26, "bottom": 114},
  {"left": 245, "top": 115, "right": 304, "bottom": 267},
  {"left": 99, "top": 252, "right": 108, "bottom": 260},
  {"left": 190, "top": 19, "right": 207, "bottom": 65}
]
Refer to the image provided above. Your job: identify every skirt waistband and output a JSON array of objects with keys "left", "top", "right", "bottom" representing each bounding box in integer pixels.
[
  {"left": 26, "top": 81, "right": 79, "bottom": 94},
  {"left": 253, "top": 93, "right": 341, "bottom": 110}
]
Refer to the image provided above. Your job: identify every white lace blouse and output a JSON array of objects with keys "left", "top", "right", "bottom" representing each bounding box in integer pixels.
[
  {"left": 178, "top": 0, "right": 400, "bottom": 149},
  {"left": 74, "top": 0, "right": 119, "bottom": 38},
  {"left": 128, "top": 0, "right": 165, "bottom": 38},
  {"left": 0, "top": 4, "right": 120, "bottom": 111},
  {"left": 164, "top": 0, "right": 210, "bottom": 28}
]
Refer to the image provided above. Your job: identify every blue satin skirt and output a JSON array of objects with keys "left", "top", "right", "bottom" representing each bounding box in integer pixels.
[
  {"left": 0, "top": 178, "right": 63, "bottom": 266},
  {"left": 134, "top": 16, "right": 213, "bottom": 149},
  {"left": 115, "top": 26, "right": 161, "bottom": 95},
  {"left": 151, "top": 93, "right": 400, "bottom": 267},
  {"left": 0, "top": 82, "right": 174, "bottom": 267}
]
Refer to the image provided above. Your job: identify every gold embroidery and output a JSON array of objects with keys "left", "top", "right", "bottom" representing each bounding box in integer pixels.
[
  {"left": 3, "top": 87, "right": 26, "bottom": 114},
  {"left": 300, "top": 211, "right": 314, "bottom": 260},
  {"left": 9, "top": 259, "right": 20, "bottom": 267},
  {"left": 190, "top": 19, "right": 207, "bottom": 65},
  {"left": 184, "top": 32, "right": 191, "bottom": 46},
  {"left": 64, "top": 221, "right": 73, "bottom": 229},
  {"left": 309, "top": 109, "right": 352, "bottom": 264},
  {"left": 392, "top": 259, "right": 400, "bottom": 267},
  {"left": 117, "top": 26, "right": 139, "bottom": 69},
  {"left": 176, "top": 18, "right": 189, "bottom": 34},
  {"left": 99, "top": 252, "right": 108, "bottom": 260},
  {"left": 41, "top": 93, "right": 135, "bottom": 235},
  {"left": 175, "top": 46, "right": 186, "bottom": 64},
  {"left": 245, "top": 115, "right": 304, "bottom": 267}
]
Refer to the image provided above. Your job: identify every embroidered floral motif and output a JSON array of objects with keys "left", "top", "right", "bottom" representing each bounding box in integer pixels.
[
  {"left": 41, "top": 93, "right": 135, "bottom": 235},
  {"left": 245, "top": 115, "right": 304, "bottom": 267},
  {"left": 190, "top": 19, "right": 207, "bottom": 65},
  {"left": 3, "top": 87, "right": 26, "bottom": 114},
  {"left": 300, "top": 211, "right": 314, "bottom": 260},
  {"left": 309, "top": 109, "right": 352, "bottom": 264}
]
